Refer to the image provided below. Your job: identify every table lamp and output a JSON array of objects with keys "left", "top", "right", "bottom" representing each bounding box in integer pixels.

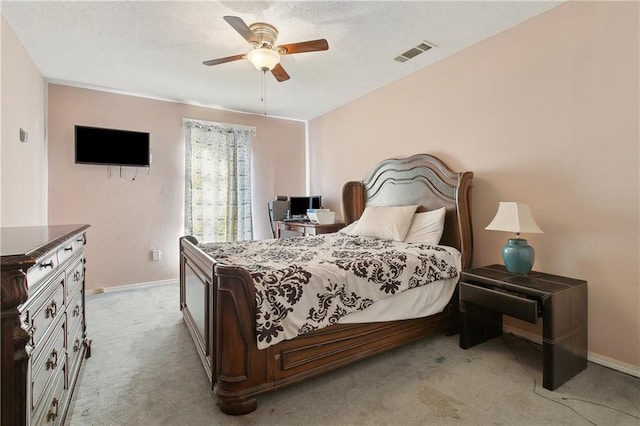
[{"left": 485, "top": 202, "right": 543, "bottom": 274}]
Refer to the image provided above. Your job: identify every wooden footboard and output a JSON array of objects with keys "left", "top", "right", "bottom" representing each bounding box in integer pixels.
[
  {"left": 179, "top": 236, "right": 215, "bottom": 383},
  {"left": 180, "top": 236, "right": 454, "bottom": 415}
]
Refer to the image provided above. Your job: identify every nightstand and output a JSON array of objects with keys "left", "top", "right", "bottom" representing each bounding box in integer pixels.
[
  {"left": 459, "top": 264, "right": 588, "bottom": 390},
  {"left": 275, "top": 221, "right": 345, "bottom": 238}
]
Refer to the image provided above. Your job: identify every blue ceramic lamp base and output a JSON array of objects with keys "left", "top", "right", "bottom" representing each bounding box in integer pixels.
[{"left": 502, "top": 238, "right": 535, "bottom": 275}]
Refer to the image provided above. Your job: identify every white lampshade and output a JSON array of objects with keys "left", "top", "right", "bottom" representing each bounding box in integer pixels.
[
  {"left": 246, "top": 48, "right": 280, "bottom": 71},
  {"left": 485, "top": 202, "right": 543, "bottom": 235}
]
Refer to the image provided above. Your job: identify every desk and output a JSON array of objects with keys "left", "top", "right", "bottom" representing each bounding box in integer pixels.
[
  {"left": 276, "top": 221, "right": 344, "bottom": 238},
  {"left": 459, "top": 264, "right": 587, "bottom": 390}
]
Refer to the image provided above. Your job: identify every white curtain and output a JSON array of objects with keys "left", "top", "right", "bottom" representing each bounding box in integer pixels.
[{"left": 184, "top": 119, "right": 255, "bottom": 242}]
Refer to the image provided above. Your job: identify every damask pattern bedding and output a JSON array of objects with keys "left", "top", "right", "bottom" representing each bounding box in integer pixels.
[{"left": 199, "top": 233, "right": 460, "bottom": 349}]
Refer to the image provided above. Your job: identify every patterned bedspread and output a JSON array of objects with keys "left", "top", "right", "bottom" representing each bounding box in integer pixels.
[{"left": 199, "top": 233, "right": 460, "bottom": 349}]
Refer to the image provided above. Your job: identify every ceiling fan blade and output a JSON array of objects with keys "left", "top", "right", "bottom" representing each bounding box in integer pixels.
[
  {"left": 277, "top": 39, "right": 329, "bottom": 55},
  {"left": 223, "top": 16, "right": 258, "bottom": 44},
  {"left": 202, "top": 54, "right": 245, "bottom": 66},
  {"left": 271, "top": 63, "right": 290, "bottom": 82}
]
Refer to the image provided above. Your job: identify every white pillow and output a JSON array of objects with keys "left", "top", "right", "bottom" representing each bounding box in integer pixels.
[
  {"left": 339, "top": 220, "right": 359, "bottom": 234},
  {"left": 403, "top": 207, "right": 446, "bottom": 245},
  {"left": 348, "top": 205, "right": 418, "bottom": 241}
]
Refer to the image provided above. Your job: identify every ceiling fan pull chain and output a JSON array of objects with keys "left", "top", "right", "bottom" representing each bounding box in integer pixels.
[{"left": 262, "top": 70, "right": 267, "bottom": 115}]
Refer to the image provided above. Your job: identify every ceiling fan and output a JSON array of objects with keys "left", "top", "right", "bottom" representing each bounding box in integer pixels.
[{"left": 203, "top": 16, "right": 329, "bottom": 82}]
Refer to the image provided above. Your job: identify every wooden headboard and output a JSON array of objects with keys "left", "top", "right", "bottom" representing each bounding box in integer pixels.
[{"left": 342, "top": 153, "right": 474, "bottom": 269}]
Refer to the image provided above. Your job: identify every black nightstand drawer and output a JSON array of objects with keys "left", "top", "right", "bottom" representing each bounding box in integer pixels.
[{"left": 460, "top": 282, "right": 538, "bottom": 323}]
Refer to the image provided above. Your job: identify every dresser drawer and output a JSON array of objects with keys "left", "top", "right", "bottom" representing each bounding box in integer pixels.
[
  {"left": 460, "top": 281, "right": 539, "bottom": 323},
  {"left": 56, "top": 233, "right": 85, "bottom": 267},
  {"left": 67, "top": 315, "right": 86, "bottom": 382},
  {"left": 31, "top": 360, "right": 66, "bottom": 426},
  {"left": 31, "top": 318, "right": 65, "bottom": 412},
  {"left": 67, "top": 288, "right": 84, "bottom": 339},
  {"left": 66, "top": 256, "right": 85, "bottom": 301},
  {"left": 26, "top": 251, "right": 60, "bottom": 292},
  {"left": 22, "top": 273, "right": 66, "bottom": 350}
]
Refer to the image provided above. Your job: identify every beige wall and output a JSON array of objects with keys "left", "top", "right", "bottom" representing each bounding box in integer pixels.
[
  {"left": 1, "top": 17, "right": 47, "bottom": 226},
  {"left": 47, "top": 85, "right": 306, "bottom": 289},
  {"left": 309, "top": 2, "right": 639, "bottom": 370}
]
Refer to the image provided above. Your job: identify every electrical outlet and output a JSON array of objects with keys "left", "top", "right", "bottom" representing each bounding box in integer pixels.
[{"left": 152, "top": 249, "right": 162, "bottom": 261}]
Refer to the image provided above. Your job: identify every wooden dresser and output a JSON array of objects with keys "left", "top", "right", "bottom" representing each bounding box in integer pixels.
[{"left": 1, "top": 224, "right": 91, "bottom": 426}]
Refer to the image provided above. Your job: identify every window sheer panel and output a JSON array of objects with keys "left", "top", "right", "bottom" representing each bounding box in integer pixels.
[{"left": 184, "top": 119, "right": 255, "bottom": 242}]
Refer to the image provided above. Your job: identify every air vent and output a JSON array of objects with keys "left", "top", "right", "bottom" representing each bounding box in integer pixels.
[{"left": 394, "top": 40, "right": 436, "bottom": 63}]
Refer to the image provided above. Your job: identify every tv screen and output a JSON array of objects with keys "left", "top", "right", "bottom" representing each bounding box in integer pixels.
[
  {"left": 289, "top": 196, "right": 322, "bottom": 217},
  {"left": 75, "top": 125, "right": 150, "bottom": 167}
]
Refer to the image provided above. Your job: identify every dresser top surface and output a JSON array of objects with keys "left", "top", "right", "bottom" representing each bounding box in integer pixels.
[{"left": 1, "top": 224, "right": 89, "bottom": 257}]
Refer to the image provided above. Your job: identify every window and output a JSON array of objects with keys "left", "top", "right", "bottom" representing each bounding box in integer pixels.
[{"left": 184, "top": 119, "right": 255, "bottom": 242}]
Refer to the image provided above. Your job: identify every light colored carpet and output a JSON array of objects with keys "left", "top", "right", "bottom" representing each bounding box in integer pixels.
[{"left": 67, "top": 282, "right": 640, "bottom": 426}]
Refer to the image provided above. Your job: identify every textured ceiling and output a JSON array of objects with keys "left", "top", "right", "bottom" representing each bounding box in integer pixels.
[{"left": 1, "top": 1, "right": 561, "bottom": 121}]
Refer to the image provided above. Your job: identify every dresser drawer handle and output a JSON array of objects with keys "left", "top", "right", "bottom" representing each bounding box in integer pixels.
[
  {"left": 73, "top": 270, "right": 82, "bottom": 282},
  {"left": 64, "top": 246, "right": 73, "bottom": 252},
  {"left": 73, "top": 304, "right": 81, "bottom": 317},
  {"left": 45, "top": 301, "right": 58, "bottom": 319},
  {"left": 40, "top": 261, "right": 54, "bottom": 269},
  {"left": 47, "top": 398, "right": 59, "bottom": 422},
  {"left": 73, "top": 338, "right": 81, "bottom": 352},
  {"left": 46, "top": 349, "right": 58, "bottom": 370},
  {"left": 24, "top": 315, "right": 37, "bottom": 340}
]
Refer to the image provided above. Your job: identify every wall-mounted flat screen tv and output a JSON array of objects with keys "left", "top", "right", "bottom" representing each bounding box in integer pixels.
[{"left": 75, "top": 125, "right": 151, "bottom": 167}]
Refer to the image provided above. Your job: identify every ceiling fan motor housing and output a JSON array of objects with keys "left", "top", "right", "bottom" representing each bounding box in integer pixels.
[{"left": 249, "top": 22, "right": 278, "bottom": 49}]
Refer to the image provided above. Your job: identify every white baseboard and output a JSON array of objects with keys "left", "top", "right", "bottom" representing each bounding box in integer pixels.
[
  {"left": 90, "top": 278, "right": 178, "bottom": 294},
  {"left": 587, "top": 352, "right": 640, "bottom": 378},
  {"left": 504, "top": 325, "right": 640, "bottom": 379}
]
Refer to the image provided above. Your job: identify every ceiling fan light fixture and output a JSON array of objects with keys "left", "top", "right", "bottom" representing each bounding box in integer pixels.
[{"left": 246, "top": 48, "right": 280, "bottom": 71}]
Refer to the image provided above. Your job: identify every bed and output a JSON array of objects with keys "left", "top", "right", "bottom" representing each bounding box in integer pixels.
[{"left": 179, "top": 153, "right": 473, "bottom": 415}]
